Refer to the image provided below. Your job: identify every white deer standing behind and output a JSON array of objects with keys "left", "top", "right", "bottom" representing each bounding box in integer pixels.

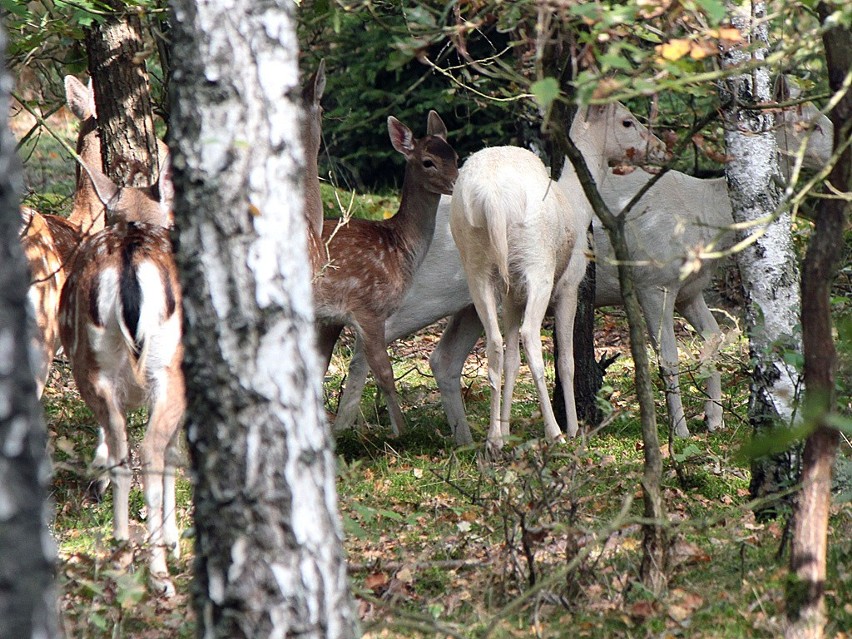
[
  {"left": 58, "top": 153, "right": 182, "bottom": 598},
  {"left": 449, "top": 104, "right": 668, "bottom": 452},
  {"left": 333, "top": 94, "right": 832, "bottom": 445}
]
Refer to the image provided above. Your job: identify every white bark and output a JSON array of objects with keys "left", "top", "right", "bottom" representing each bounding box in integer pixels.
[
  {"left": 723, "top": 1, "right": 802, "bottom": 506},
  {"left": 0, "top": 26, "right": 60, "bottom": 639},
  {"left": 168, "top": 1, "right": 357, "bottom": 637}
]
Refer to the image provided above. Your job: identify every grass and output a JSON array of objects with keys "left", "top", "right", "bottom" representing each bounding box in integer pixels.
[{"left": 14, "top": 102, "right": 852, "bottom": 638}]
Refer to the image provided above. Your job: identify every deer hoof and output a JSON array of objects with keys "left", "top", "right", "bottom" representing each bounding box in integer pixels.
[{"left": 149, "top": 572, "right": 176, "bottom": 598}]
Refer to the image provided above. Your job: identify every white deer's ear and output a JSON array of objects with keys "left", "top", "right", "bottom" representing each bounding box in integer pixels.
[
  {"left": 584, "top": 104, "right": 608, "bottom": 122},
  {"left": 388, "top": 116, "right": 415, "bottom": 157},
  {"left": 426, "top": 110, "right": 447, "bottom": 140}
]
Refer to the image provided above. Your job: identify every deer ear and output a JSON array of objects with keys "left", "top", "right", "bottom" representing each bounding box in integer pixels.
[
  {"left": 304, "top": 59, "right": 326, "bottom": 106},
  {"left": 426, "top": 110, "right": 448, "bottom": 140},
  {"left": 584, "top": 104, "right": 609, "bottom": 122},
  {"left": 314, "top": 59, "right": 326, "bottom": 102},
  {"left": 774, "top": 75, "right": 790, "bottom": 102},
  {"left": 156, "top": 153, "right": 175, "bottom": 220},
  {"left": 79, "top": 157, "right": 121, "bottom": 209},
  {"left": 388, "top": 116, "right": 415, "bottom": 157},
  {"left": 65, "top": 75, "right": 96, "bottom": 121}
]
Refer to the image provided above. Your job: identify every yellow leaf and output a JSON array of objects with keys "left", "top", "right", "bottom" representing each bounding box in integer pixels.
[
  {"left": 718, "top": 27, "right": 743, "bottom": 42},
  {"left": 658, "top": 39, "right": 691, "bottom": 61}
]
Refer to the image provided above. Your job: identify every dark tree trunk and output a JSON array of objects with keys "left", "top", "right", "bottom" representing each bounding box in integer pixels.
[
  {"left": 540, "top": 27, "right": 602, "bottom": 432},
  {"left": 169, "top": 0, "right": 358, "bottom": 637},
  {"left": 785, "top": 5, "right": 851, "bottom": 637},
  {"left": 554, "top": 262, "right": 604, "bottom": 429},
  {"left": 539, "top": 24, "right": 665, "bottom": 591},
  {"left": 85, "top": 0, "right": 159, "bottom": 187},
  {"left": 0, "top": 27, "right": 60, "bottom": 639}
]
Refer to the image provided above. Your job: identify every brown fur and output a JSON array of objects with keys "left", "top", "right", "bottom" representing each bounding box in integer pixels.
[{"left": 314, "top": 111, "right": 458, "bottom": 435}]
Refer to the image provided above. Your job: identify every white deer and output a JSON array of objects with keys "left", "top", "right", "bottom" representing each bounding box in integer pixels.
[
  {"left": 58, "top": 153, "right": 182, "bottom": 597},
  {"left": 449, "top": 104, "right": 668, "bottom": 452},
  {"left": 333, "top": 95, "right": 832, "bottom": 444}
]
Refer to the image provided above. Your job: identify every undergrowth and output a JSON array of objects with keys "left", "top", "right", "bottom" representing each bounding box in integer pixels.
[{"left": 16, "top": 106, "right": 852, "bottom": 638}]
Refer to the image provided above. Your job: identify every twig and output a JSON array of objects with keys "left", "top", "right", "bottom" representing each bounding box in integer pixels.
[
  {"left": 347, "top": 557, "right": 490, "bottom": 574},
  {"left": 12, "top": 91, "right": 86, "bottom": 170}
]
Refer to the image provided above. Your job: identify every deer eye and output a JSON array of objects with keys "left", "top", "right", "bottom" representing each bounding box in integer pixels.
[
  {"left": 622, "top": 119, "right": 634, "bottom": 128},
  {"left": 422, "top": 159, "right": 435, "bottom": 168}
]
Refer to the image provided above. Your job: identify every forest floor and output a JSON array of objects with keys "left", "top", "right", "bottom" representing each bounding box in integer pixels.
[{"left": 13, "top": 98, "right": 852, "bottom": 638}]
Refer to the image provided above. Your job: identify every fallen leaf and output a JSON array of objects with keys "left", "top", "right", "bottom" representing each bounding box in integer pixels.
[{"left": 364, "top": 571, "right": 388, "bottom": 592}]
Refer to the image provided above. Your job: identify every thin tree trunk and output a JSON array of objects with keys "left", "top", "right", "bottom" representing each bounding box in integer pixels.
[
  {"left": 562, "top": 135, "right": 668, "bottom": 595},
  {"left": 722, "top": 1, "right": 802, "bottom": 520},
  {"left": 168, "top": 1, "right": 358, "bottom": 637},
  {"left": 0, "top": 26, "right": 60, "bottom": 639},
  {"left": 86, "top": 0, "right": 159, "bottom": 186},
  {"left": 786, "top": 5, "right": 851, "bottom": 637}
]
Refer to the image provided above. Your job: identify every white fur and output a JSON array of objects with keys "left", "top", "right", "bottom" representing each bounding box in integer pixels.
[
  {"left": 447, "top": 103, "right": 666, "bottom": 451},
  {"left": 335, "top": 97, "right": 833, "bottom": 444}
]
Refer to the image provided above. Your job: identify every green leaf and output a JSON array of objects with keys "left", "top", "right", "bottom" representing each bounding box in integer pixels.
[
  {"left": 378, "top": 508, "right": 404, "bottom": 521},
  {"left": 674, "top": 443, "right": 703, "bottom": 463},
  {"left": 694, "top": 0, "right": 727, "bottom": 24},
  {"left": 342, "top": 514, "right": 367, "bottom": 539},
  {"left": 826, "top": 413, "right": 852, "bottom": 435},
  {"left": 599, "top": 53, "right": 634, "bottom": 71},
  {"left": 531, "top": 77, "right": 560, "bottom": 112}
]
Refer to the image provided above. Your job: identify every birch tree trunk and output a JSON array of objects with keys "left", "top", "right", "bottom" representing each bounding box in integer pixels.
[
  {"left": 168, "top": 1, "right": 358, "bottom": 637},
  {"left": 86, "top": 0, "right": 160, "bottom": 187},
  {"left": 786, "top": 4, "right": 851, "bottom": 637},
  {"left": 0, "top": 26, "right": 60, "bottom": 639},
  {"left": 722, "top": 1, "right": 802, "bottom": 518}
]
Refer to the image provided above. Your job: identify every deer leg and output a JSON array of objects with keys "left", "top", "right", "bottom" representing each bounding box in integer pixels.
[
  {"left": 641, "top": 291, "right": 690, "bottom": 437},
  {"left": 500, "top": 296, "right": 523, "bottom": 441},
  {"left": 519, "top": 280, "right": 562, "bottom": 442},
  {"left": 316, "top": 322, "right": 344, "bottom": 374},
  {"left": 139, "top": 376, "right": 183, "bottom": 598},
  {"left": 678, "top": 294, "right": 724, "bottom": 431},
  {"left": 334, "top": 334, "right": 370, "bottom": 432},
  {"left": 358, "top": 321, "right": 405, "bottom": 436},
  {"left": 91, "top": 386, "right": 131, "bottom": 543},
  {"left": 163, "top": 426, "right": 182, "bottom": 559},
  {"left": 553, "top": 279, "right": 580, "bottom": 438},
  {"left": 430, "top": 305, "right": 481, "bottom": 446},
  {"left": 467, "top": 275, "right": 505, "bottom": 454},
  {"left": 89, "top": 425, "right": 111, "bottom": 499}
]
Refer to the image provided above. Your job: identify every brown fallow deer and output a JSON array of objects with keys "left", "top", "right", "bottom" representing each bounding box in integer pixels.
[
  {"left": 58, "top": 150, "right": 182, "bottom": 598},
  {"left": 21, "top": 75, "right": 110, "bottom": 396},
  {"left": 22, "top": 75, "right": 170, "bottom": 396},
  {"left": 302, "top": 60, "right": 326, "bottom": 274},
  {"left": 314, "top": 111, "right": 458, "bottom": 436}
]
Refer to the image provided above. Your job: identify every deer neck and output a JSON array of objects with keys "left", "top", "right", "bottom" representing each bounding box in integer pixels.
[
  {"left": 303, "top": 151, "right": 323, "bottom": 237},
  {"left": 390, "top": 177, "right": 442, "bottom": 268},
  {"left": 556, "top": 136, "right": 609, "bottom": 230}
]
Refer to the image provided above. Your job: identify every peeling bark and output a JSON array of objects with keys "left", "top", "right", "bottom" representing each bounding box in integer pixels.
[
  {"left": 168, "top": 1, "right": 357, "bottom": 637},
  {"left": 0, "top": 26, "right": 60, "bottom": 639},
  {"left": 722, "top": 1, "right": 803, "bottom": 519}
]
